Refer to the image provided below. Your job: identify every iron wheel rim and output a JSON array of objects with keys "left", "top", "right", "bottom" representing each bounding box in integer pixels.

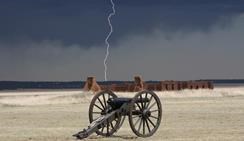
[
  {"left": 128, "top": 90, "right": 162, "bottom": 137},
  {"left": 89, "top": 90, "right": 121, "bottom": 136}
]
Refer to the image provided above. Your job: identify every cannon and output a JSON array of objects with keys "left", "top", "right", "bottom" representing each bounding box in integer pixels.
[{"left": 73, "top": 90, "right": 162, "bottom": 139}]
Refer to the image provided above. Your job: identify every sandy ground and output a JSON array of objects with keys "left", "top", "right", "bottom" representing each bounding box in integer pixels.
[{"left": 0, "top": 87, "right": 244, "bottom": 141}]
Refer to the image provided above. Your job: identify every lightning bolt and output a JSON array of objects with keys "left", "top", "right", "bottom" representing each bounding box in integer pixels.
[{"left": 104, "top": 0, "right": 116, "bottom": 81}]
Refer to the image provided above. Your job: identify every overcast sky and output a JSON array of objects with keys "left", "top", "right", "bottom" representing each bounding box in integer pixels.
[{"left": 0, "top": 0, "right": 244, "bottom": 81}]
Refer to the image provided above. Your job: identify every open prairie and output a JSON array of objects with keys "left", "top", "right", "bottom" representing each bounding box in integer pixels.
[{"left": 0, "top": 87, "right": 244, "bottom": 141}]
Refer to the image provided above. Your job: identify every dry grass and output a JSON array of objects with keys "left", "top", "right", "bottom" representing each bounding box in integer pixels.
[{"left": 0, "top": 87, "right": 244, "bottom": 141}]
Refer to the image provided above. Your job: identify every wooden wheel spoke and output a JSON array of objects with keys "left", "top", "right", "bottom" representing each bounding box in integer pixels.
[
  {"left": 97, "top": 97, "right": 105, "bottom": 109},
  {"left": 138, "top": 118, "right": 143, "bottom": 133},
  {"left": 110, "top": 122, "right": 114, "bottom": 129},
  {"left": 145, "top": 118, "right": 151, "bottom": 133},
  {"left": 101, "top": 126, "right": 105, "bottom": 133},
  {"left": 150, "top": 109, "right": 159, "bottom": 113},
  {"left": 146, "top": 95, "right": 153, "bottom": 109},
  {"left": 144, "top": 93, "right": 148, "bottom": 109},
  {"left": 148, "top": 102, "right": 157, "bottom": 110},
  {"left": 94, "top": 104, "right": 103, "bottom": 111},
  {"left": 143, "top": 119, "right": 145, "bottom": 134},
  {"left": 132, "top": 114, "right": 141, "bottom": 119},
  {"left": 147, "top": 117, "right": 156, "bottom": 128},
  {"left": 106, "top": 120, "right": 109, "bottom": 134},
  {"left": 134, "top": 117, "right": 141, "bottom": 127},
  {"left": 140, "top": 95, "right": 144, "bottom": 109},
  {"left": 102, "top": 94, "right": 107, "bottom": 107},
  {"left": 150, "top": 115, "right": 159, "bottom": 120},
  {"left": 136, "top": 102, "right": 142, "bottom": 111}
]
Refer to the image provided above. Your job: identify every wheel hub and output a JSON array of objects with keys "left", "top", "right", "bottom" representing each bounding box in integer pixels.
[{"left": 142, "top": 109, "right": 151, "bottom": 118}]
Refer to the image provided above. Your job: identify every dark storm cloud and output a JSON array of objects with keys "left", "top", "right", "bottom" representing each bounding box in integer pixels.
[
  {"left": 118, "top": 0, "right": 244, "bottom": 6},
  {"left": 1, "top": 15, "right": 244, "bottom": 81},
  {"left": 0, "top": 0, "right": 244, "bottom": 81},
  {"left": 0, "top": 0, "right": 109, "bottom": 47},
  {"left": 0, "top": 0, "right": 243, "bottom": 47},
  {"left": 113, "top": 0, "right": 244, "bottom": 41}
]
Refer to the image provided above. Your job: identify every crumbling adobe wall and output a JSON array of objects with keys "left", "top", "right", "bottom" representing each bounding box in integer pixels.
[
  {"left": 161, "top": 81, "right": 182, "bottom": 91},
  {"left": 100, "top": 76, "right": 145, "bottom": 92},
  {"left": 145, "top": 83, "right": 162, "bottom": 91},
  {"left": 186, "top": 81, "right": 214, "bottom": 90},
  {"left": 134, "top": 76, "right": 144, "bottom": 91},
  {"left": 84, "top": 76, "right": 214, "bottom": 92},
  {"left": 83, "top": 77, "right": 101, "bottom": 92}
]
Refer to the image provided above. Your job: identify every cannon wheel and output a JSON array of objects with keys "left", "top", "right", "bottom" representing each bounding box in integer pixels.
[
  {"left": 128, "top": 90, "right": 162, "bottom": 137},
  {"left": 89, "top": 90, "right": 121, "bottom": 136}
]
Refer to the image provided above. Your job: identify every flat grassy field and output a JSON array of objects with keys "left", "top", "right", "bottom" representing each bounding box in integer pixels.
[{"left": 0, "top": 88, "right": 244, "bottom": 141}]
